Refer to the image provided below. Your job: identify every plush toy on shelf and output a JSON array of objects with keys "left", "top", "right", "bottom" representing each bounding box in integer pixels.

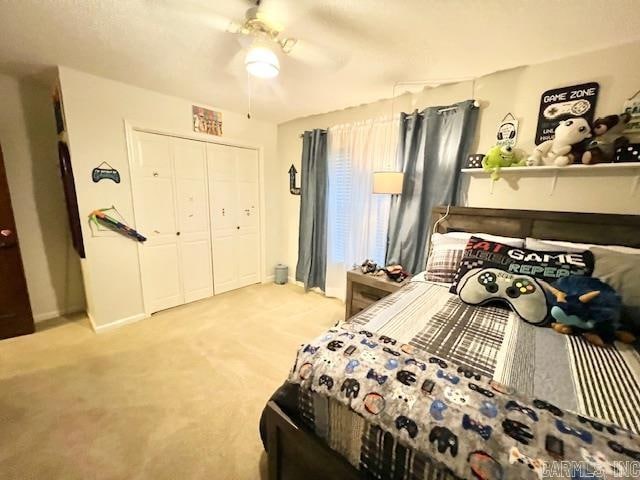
[
  {"left": 481, "top": 145, "right": 525, "bottom": 180},
  {"left": 527, "top": 118, "right": 592, "bottom": 166},
  {"left": 544, "top": 276, "right": 636, "bottom": 347},
  {"left": 582, "top": 113, "right": 631, "bottom": 164}
]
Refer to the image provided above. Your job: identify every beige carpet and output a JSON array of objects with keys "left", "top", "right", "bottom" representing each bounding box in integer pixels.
[{"left": 0, "top": 283, "right": 342, "bottom": 480}]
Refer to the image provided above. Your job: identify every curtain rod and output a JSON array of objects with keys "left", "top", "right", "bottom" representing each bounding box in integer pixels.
[
  {"left": 407, "top": 99, "right": 480, "bottom": 115},
  {"left": 296, "top": 96, "right": 480, "bottom": 136},
  {"left": 298, "top": 128, "right": 328, "bottom": 138}
]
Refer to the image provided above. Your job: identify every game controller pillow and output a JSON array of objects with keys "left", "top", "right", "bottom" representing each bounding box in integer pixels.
[
  {"left": 456, "top": 267, "right": 550, "bottom": 325},
  {"left": 450, "top": 236, "right": 594, "bottom": 294}
]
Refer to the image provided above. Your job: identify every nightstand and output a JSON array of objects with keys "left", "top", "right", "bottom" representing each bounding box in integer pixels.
[{"left": 345, "top": 269, "right": 411, "bottom": 320}]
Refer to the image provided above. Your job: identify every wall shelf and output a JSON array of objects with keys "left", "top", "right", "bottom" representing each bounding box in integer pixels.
[
  {"left": 461, "top": 162, "right": 640, "bottom": 196},
  {"left": 461, "top": 162, "right": 640, "bottom": 174}
]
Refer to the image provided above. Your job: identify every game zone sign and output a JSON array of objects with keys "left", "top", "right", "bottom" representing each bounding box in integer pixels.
[{"left": 534, "top": 82, "right": 599, "bottom": 145}]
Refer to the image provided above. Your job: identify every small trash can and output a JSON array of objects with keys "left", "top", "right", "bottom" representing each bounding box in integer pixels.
[{"left": 274, "top": 264, "right": 288, "bottom": 285}]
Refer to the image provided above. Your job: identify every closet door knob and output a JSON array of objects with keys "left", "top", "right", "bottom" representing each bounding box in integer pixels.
[
  {"left": 237, "top": 226, "right": 240, "bottom": 230},
  {"left": 176, "top": 231, "right": 181, "bottom": 236}
]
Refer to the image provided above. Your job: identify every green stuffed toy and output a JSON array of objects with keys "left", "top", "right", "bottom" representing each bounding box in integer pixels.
[{"left": 482, "top": 145, "right": 525, "bottom": 181}]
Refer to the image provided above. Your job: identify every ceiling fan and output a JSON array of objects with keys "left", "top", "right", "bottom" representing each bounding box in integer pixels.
[
  {"left": 154, "top": 0, "right": 349, "bottom": 83},
  {"left": 228, "top": 0, "right": 298, "bottom": 78}
]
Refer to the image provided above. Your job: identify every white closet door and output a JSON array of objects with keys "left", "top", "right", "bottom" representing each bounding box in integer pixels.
[
  {"left": 207, "top": 143, "right": 261, "bottom": 294},
  {"left": 235, "top": 147, "right": 261, "bottom": 288},
  {"left": 173, "top": 138, "right": 213, "bottom": 303},
  {"left": 207, "top": 143, "right": 239, "bottom": 294},
  {"left": 132, "top": 132, "right": 183, "bottom": 313}
]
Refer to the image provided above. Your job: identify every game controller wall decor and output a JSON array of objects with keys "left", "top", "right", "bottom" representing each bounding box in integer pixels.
[
  {"left": 534, "top": 82, "right": 599, "bottom": 145},
  {"left": 91, "top": 161, "right": 121, "bottom": 183}
]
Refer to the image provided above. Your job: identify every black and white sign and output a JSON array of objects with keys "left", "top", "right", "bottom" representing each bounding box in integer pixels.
[
  {"left": 623, "top": 92, "right": 640, "bottom": 134},
  {"left": 496, "top": 114, "right": 519, "bottom": 148},
  {"left": 534, "top": 82, "right": 599, "bottom": 145}
]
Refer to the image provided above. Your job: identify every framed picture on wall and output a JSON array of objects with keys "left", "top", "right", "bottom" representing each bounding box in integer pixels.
[{"left": 192, "top": 106, "right": 223, "bottom": 136}]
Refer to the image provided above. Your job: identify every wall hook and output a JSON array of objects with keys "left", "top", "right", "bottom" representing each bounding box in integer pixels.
[
  {"left": 501, "top": 112, "right": 516, "bottom": 122},
  {"left": 288, "top": 164, "right": 301, "bottom": 195}
]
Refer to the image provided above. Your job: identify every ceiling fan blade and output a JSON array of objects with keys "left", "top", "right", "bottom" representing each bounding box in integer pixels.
[
  {"left": 225, "top": 48, "right": 248, "bottom": 77},
  {"left": 286, "top": 39, "right": 349, "bottom": 71},
  {"left": 152, "top": 0, "right": 240, "bottom": 33}
]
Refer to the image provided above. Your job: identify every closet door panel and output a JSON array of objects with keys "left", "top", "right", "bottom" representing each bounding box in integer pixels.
[
  {"left": 235, "top": 148, "right": 261, "bottom": 288},
  {"left": 143, "top": 244, "right": 182, "bottom": 312},
  {"left": 207, "top": 143, "right": 237, "bottom": 232},
  {"left": 134, "top": 133, "right": 172, "bottom": 177},
  {"left": 181, "top": 238, "right": 214, "bottom": 302},
  {"left": 173, "top": 138, "right": 213, "bottom": 302},
  {"left": 207, "top": 143, "right": 240, "bottom": 293},
  {"left": 211, "top": 234, "right": 237, "bottom": 294},
  {"left": 176, "top": 179, "right": 209, "bottom": 233},
  {"left": 132, "top": 132, "right": 183, "bottom": 313},
  {"left": 236, "top": 232, "right": 260, "bottom": 286},
  {"left": 137, "top": 178, "right": 177, "bottom": 235},
  {"left": 236, "top": 181, "right": 260, "bottom": 230},
  {"left": 210, "top": 180, "right": 236, "bottom": 232}
]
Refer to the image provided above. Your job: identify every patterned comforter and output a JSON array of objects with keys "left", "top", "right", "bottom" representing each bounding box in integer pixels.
[{"left": 280, "top": 278, "right": 640, "bottom": 479}]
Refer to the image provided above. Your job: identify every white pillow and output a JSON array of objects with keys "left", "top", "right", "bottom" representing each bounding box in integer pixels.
[
  {"left": 433, "top": 232, "right": 525, "bottom": 248},
  {"left": 525, "top": 238, "right": 640, "bottom": 255}
]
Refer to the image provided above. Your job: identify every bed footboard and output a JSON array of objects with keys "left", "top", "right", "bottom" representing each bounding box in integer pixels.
[{"left": 263, "top": 401, "right": 361, "bottom": 480}]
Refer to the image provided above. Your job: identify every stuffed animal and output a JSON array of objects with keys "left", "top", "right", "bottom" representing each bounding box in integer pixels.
[
  {"left": 544, "top": 276, "right": 636, "bottom": 347},
  {"left": 527, "top": 118, "right": 592, "bottom": 166},
  {"left": 482, "top": 145, "right": 525, "bottom": 180},
  {"left": 582, "top": 113, "right": 631, "bottom": 164}
]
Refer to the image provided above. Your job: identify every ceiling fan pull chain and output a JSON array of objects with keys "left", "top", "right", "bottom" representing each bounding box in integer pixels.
[{"left": 247, "top": 71, "right": 252, "bottom": 119}]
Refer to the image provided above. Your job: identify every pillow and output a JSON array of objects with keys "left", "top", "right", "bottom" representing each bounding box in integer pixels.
[
  {"left": 450, "top": 236, "right": 595, "bottom": 294},
  {"left": 525, "top": 238, "right": 640, "bottom": 255},
  {"left": 425, "top": 232, "right": 524, "bottom": 284},
  {"left": 591, "top": 247, "right": 640, "bottom": 332},
  {"left": 457, "top": 268, "right": 549, "bottom": 325}
]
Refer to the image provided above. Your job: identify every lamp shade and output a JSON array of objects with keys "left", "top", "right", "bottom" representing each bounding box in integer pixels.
[
  {"left": 245, "top": 46, "right": 280, "bottom": 78},
  {"left": 372, "top": 171, "right": 404, "bottom": 194}
]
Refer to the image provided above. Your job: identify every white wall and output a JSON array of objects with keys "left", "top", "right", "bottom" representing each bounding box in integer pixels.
[
  {"left": 58, "top": 67, "right": 280, "bottom": 329},
  {"left": 0, "top": 74, "right": 85, "bottom": 321},
  {"left": 278, "top": 41, "right": 640, "bottom": 277}
]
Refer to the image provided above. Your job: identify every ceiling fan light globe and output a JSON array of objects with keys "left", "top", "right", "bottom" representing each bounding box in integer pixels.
[{"left": 245, "top": 46, "right": 280, "bottom": 78}]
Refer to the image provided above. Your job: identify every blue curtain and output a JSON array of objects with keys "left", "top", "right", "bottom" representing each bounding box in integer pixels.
[
  {"left": 385, "top": 100, "right": 479, "bottom": 273},
  {"left": 295, "top": 129, "right": 328, "bottom": 290}
]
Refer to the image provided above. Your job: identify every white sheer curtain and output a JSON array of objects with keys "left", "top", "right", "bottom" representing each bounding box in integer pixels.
[{"left": 325, "top": 117, "right": 400, "bottom": 300}]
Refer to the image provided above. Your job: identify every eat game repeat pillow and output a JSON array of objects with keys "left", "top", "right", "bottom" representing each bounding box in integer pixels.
[{"left": 450, "top": 236, "right": 595, "bottom": 294}]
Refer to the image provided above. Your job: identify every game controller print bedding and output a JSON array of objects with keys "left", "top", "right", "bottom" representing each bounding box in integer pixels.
[
  {"left": 289, "top": 326, "right": 640, "bottom": 479},
  {"left": 270, "top": 277, "right": 640, "bottom": 480}
]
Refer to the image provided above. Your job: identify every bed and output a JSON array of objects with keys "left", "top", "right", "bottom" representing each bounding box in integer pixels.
[{"left": 261, "top": 206, "right": 640, "bottom": 480}]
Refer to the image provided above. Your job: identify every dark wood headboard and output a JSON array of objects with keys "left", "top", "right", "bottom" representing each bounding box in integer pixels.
[{"left": 430, "top": 206, "right": 640, "bottom": 248}]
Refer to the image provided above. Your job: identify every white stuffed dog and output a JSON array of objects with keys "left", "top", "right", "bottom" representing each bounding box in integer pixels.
[{"left": 527, "top": 118, "right": 592, "bottom": 166}]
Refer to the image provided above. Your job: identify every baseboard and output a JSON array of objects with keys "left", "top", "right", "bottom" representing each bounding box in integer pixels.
[
  {"left": 89, "top": 312, "right": 148, "bottom": 333},
  {"left": 33, "top": 305, "right": 86, "bottom": 323},
  {"left": 263, "top": 274, "right": 275, "bottom": 283},
  {"left": 288, "top": 276, "right": 304, "bottom": 287}
]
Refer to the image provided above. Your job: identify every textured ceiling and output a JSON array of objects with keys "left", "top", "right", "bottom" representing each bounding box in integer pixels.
[{"left": 1, "top": 0, "right": 640, "bottom": 123}]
